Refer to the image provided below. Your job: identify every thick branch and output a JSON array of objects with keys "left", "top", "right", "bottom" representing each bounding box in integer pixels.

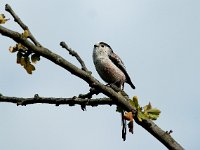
[{"left": 135, "top": 120, "right": 183, "bottom": 150}]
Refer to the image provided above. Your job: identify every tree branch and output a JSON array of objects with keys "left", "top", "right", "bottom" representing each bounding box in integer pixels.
[
  {"left": 60, "top": 41, "right": 89, "bottom": 72},
  {"left": 78, "top": 87, "right": 100, "bottom": 99},
  {"left": 5, "top": 4, "right": 41, "bottom": 46},
  {"left": 0, "top": 25, "right": 134, "bottom": 113},
  {"left": 0, "top": 94, "right": 184, "bottom": 150},
  {"left": 0, "top": 95, "right": 114, "bottom": 106},
  {"left": 0, "top": 4, "right": 184, "bottom": 150}
]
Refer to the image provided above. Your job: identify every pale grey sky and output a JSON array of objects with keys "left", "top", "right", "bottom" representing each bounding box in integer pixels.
[{"left": 0, "top": 0, "right": 200, "bottom": 149}]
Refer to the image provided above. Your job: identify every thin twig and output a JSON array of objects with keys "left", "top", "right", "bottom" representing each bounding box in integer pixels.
[
  {"left": 78, "top": 87, "right": 100, "bottom": 99},
  {"left": 5, "top": 4, "right": 41, "bottom": 47},
  {"left": 60, "top": 41, "right": 89, "bottom": 72},
  {"left": 0, "top": 95, "right": 114, "bottom": 106}
]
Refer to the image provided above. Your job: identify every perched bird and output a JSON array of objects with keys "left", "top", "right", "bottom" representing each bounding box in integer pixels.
[
  {"left": 93, "top": 41, "right": 135, "bottom": 141},
  {"left": 93, "top": 42, "right": 135, "bottom": 90}
]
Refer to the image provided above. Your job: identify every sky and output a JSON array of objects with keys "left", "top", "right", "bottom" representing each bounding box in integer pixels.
[{"left": 0, "top": 0, "right": 200, "bottom": 149}]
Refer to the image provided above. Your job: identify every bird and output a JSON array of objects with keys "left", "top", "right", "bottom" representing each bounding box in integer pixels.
[
  {"left": 93, "top": 41, "right": 135, "bottom": 90},
  {"left": 93, "top": 42, "right": 135, "bottom": 141}
]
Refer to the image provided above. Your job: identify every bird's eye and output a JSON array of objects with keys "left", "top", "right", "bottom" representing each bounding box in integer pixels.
[{"left": 101, "top": 45, "right": 104, "bottom": 48}]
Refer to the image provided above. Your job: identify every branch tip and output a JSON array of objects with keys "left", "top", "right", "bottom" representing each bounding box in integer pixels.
[
  {"left": 60, "top": 41, "right": 89, "bottom": 72},
  {"left": 60, "top": 41, "right": 68, "bottom": 49},
  {"left": 5, "top": 4, "right": 11, "bottom": 11}
]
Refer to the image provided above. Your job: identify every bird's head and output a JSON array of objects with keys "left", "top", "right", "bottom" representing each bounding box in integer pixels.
[{"left": 94, "top": 42, "right": 113, "bottom": 55}]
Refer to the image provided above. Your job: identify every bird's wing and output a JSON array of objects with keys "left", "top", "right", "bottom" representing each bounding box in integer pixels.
[{"left": 109, "top": 52, "right": 135, "bottom": 89}]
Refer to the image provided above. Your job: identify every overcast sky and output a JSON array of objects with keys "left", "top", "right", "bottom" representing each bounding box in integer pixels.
[{"left": 0, "top": 0, "right": 200, "bottom": 149}]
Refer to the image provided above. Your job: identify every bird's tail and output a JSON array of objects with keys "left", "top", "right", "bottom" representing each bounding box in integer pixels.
[
  {"left": 129, "top": 81, "right": 135, "bottom": 89},
  {"left": 124, "top": 72, "right": 135, "bottom": 89}
]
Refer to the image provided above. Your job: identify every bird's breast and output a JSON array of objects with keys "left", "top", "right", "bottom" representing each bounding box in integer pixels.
[{"left": 93, "top": 57, "right": 126, "bottom": 84}]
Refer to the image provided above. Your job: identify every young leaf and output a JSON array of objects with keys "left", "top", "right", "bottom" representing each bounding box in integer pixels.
[
  {"left": 124, "top": 112, "right": 133, "bottom": 121},
  {"left": 24, "top": 63, "right": 35, "bottom": 74},
  {"left": 129, "top": 99, "right": 136, "bottom": 108},
  {"left": 22, "top": 30, "right": 29, "bottom": 38},
  {"left": 24, "top": 57, "right": 30, "bottom": 67},
  {"left": 17, "top": 43, "right": 27, "bottom": 51},
  {"left": 9, "top": 46, "right": 17, "bottom": 53},
  {"left": 146, "top": 108, "right": 161, "bottom": 114},
  {"left": 144, "top": 102, "right": 152, "bottom": 111},
  {"left": 132, "top": 96, "right": 139, "bottom": 109},
  {"left": 123, "top": 112, "right": 134, "bottom": 134},
  {"left": 137, "top": 111, "right": 148, "bottom": 122},
  {"left": 20, "top": 57, "right": 26, "bottom": 66},
  {"left": 146, "top": 108, "right": 161, "bottom": 120},
  {"left": 0, "top": 14, "right": 9, "bottom": 24}
]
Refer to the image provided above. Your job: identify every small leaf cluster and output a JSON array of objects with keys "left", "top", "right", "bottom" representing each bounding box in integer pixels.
[
  {"left": 130, "top": 96, "right": 161, "bottom": 122},
  {"left": 116, "top": 96, "right": 160, "bottom": 135},
  {"left": 9, "top": 30, "right": 40, "bottom": 74},
  {"left": 0, "top": 14, "right": 9, "bottom": 24}
]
